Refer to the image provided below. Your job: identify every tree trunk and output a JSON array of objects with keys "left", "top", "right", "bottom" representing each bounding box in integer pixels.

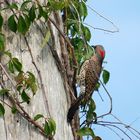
[{"left": 0, "top": 1, "right": 76, "bottom": 140}]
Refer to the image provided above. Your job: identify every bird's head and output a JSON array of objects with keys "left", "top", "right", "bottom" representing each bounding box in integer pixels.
[{"left": 92, "top": 45, "right": 105, "bottom": 61}]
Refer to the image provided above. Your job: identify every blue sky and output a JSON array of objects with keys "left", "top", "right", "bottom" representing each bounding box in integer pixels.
[{"left": 85, "top": 0, "right": 140, "bottom": 139}]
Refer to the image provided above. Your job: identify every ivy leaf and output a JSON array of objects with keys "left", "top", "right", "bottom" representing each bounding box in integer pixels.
[
  {"left": 0, "top": 89, "right": 9, "bottom": 95},
  {"left": 4, "top": 51, "right": 12, "bottom": 58},
  {"left": 44, "top": 121, "right": 51, "bottom": 136},
  {"left": 8, "top": 15, "right": 17, "bottom": 33},
  {"left": 83, "top": 26, "right": 91, "bottom": 41},
  {"left": 86, "top": 99, "right": 96, "bottom": 122},
  {"left": 102, "top": 69, "right": 110, "bottom": 84},
  {"left": 38, "top": 4, "right": 44, "bottom": 19},
  {"left": 34, "top": 114, "right": 44, "bottom": 121},
  {"left": 48, "top": 1, "right": 65, "bottom": 11},
  {"left": 15, "top": 71, "right": 24, "bottom": 84},
  {"left": 79, "top": 2, "right": 88, "bottom": 20},
  {"left": 8, "top": 60, "right": 14, "bottom": 73},
  {"left": 8, "top": 3, "right": 18, "bottom": 10},
  {"left": 44, "top": 118, "right": 56, "bottom": 136},
  {"left": 12, "top": 57, "right": 22, "bottom": 72},
  {"left": 48, "top": 118, "right": 56, "bottom": 135},
  {"left": 20, "top": 0, "right": 32, "bottom": 11},
  {"left": 95, "top": 82, "right": 100, "bottom": 91},
  {"left": 24, "top": 14, "right": 31, "bottom": 30},
  {"left": 29, "top": 4, "right": 36, "bottom": 22},
  {"left": 77, "top": 127, "right": 95, "bottom": 138},
  {"left": 0, "top": 14, "right": 3, "bottom": 30},
  {"left": 21, "top": 90, "right": 30, "bottom": 104},
  {"left": 0, "top": 33, "right": 5, "bottom": 53},
  {"left": 26, "top": 71, "right": 37, "bottom": 94},
  {"left": 17, "top": 15, "right": 27, "bottom": 34},
  {"left": 0, "top": 103, "right": 5, "bottom": 116}
]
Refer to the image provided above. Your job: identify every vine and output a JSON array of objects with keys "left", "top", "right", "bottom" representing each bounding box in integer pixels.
[{"left": 0, "top": 0, "right": 140, "bottom": 140}]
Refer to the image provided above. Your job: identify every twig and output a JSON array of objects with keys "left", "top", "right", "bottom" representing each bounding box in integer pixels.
[
  {"left": 24, "top": 37, "right": 51, "bottom": 117},
  {"left": 67, "top": 18, "right": 119, "bottom": 33},
  {"left": 82, "top": 0, "right": 119, "bottom": 33},
  {"left": 96, "top": 123, "right": 132, "bottom": 140},
  {"left": 104, "top": 125, "right": 123, "bottom": 139}
]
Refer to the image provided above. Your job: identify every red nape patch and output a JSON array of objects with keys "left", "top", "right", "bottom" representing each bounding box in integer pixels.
[{"left": 100, "top": 50, "right": 105, "bottom": 58}]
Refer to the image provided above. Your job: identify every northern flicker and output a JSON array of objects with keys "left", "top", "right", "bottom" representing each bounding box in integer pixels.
[{"left": 67, "top": 45, "right": 105, "bottom": 122}]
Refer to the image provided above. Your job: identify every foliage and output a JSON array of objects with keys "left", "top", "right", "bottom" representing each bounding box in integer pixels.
[{"left": 0, "top": 0, "right": 111, "bottom": 139}]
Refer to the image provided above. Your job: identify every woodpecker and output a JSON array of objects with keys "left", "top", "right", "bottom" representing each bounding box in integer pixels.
[{"left": 67, "top": 45, "right": 105, "bottom": 122}]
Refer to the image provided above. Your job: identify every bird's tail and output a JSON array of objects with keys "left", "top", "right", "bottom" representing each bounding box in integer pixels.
[{"left": 67, "top": 94, "right": 84, "bottom": 122}]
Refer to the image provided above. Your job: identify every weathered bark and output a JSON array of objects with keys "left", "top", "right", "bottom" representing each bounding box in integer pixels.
[{"left": 0, "top": 1, "right": 75, "bottom": 140}]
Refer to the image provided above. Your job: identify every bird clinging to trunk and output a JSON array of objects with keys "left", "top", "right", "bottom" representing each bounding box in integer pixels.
[{"left": 67, "top": 45, "right": 105, "bottom": 122}]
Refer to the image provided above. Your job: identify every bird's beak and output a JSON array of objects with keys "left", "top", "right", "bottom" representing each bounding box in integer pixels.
[{"left": 91, "top": 45, "right": 96, "bottom": 49}]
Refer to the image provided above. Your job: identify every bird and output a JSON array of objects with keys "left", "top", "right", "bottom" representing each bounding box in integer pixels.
[{"left": 67, "top": 45, "right": 105, "bottom": 122}]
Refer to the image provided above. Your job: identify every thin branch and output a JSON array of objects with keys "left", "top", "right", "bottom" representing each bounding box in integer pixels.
[
  {"left": 97, "top": 123, "right": 132, "bottom": 140},
  {"left": 24, "top": 37, "right": 51, "bottom": 117},
  {"left": 96, "top": 77, "right": 113, "bottom": 118},
  {"left": 82, "top": 0, "right": 119, "bottom": 33},
  {"left": 104, "top": 125, "right": 123, "bottom": 140}
]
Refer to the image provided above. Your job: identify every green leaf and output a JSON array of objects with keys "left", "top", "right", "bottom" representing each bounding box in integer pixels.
[
  {"left": 83, "top": 26, "right": 91, "bottom": 41},
  {"left": 44, "top": 121, "right": 51, "bottom": 136},
  {"left": 8, "top": 15, "right": 17, "bottom": 33},
  {"left": 11, "top": 106, "right": 17, "bottom": 114},
  {"left": 0, "top": 14, "right": 3, "bottom": 30},
  {"left": 77, "top": 127, "right": 95, "bottom": 138},
  {"left": 48, "top": 1, "right": 65, "bottom": 11},
  {"left": 23, "top": 14, "right": 31, "bottom": 29},
  {"left": 0, "top": 33, "right": 5, "bottom": 53},
  {"left": 0, "top": 89, "right": 9, "bottom": 95},
  {"left": 12, "top": 57, "right": 22, "bottom": 72},
  {"left": 38, "top": 4, "right": 44, "bottom": 19},
  {"left": 95, "top": 82, "right": 100, "bottom": 91},
  {"left": 34, "top": 114, "right": 44, "bottom": 121},
  {"left": 4, "top": 51, "right": 12, "bottom": 58},
  {"left": 30, "top": 83, "right": 37, "bottom": 95},
  {"left": 86, "top": 99, "right": 96, "bottom": 122},
  {"left": 29, "top": 4, "right": 36, "bottom": 22},
  {"left": 15, "top": 71, "right": 24, "bottom": 83},
  {"left": 8, "top": 60, "right": 14, "bottom": 73},
  {"left": 102, "top": 69, "right": 110, "bottom": 84},
  {"left": 17, "top": 15, "right": 27, "bottom": 34},
  {"left": 27, "top": 71, "right": 36, "bottom": 82},
  {"left": 44, "top": 118, "right": 56, "bottom": 136},
  {"left": 20, "top": 0, "right": 32, "bottom": 11},
  {"left": 48, "top": 118, "right": 56, "bottom": 135},
  {"left": 8, "top": 3, "right": 18, "bottom": 10},
  {"left": 21, "top": 90, "right": 30, "bottom": 103},
  {"left": 0, "top": 103, "right": 5, "bottom": 116},
  {"left": 79, "top": 2, "right": 88, "bottom": 20},
  {"left": 26, "top": 71, "right": 37, "bottom": 94}
]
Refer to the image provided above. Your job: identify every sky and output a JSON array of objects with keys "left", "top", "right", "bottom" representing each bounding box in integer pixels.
[{"left": 85, "top": 0, "right": 140, "bottom": 139}]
